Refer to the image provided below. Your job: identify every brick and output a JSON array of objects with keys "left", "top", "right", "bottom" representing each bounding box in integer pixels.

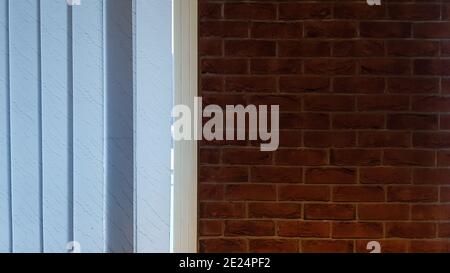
[
  {"left": 200, "top": 202, "right": 246, "bottom": 219},
  {"left": 280, "top": 113, "right": 330, "bottom": 130},
  {"left": 358, "top": 204, "right": 410, "bottom": 220},
  {"left": 415, "top": 60, "right": 450, "bottom": 76},
  {"left": 200, "top": 21, "right": 248, "bottom": 38},
  {"left": 357, "top": 95, "right": 410, "bottom": 111},
  {"left": 251, "top": 22, "right": 302, "bottom": 39},
  {"left": 222, "top": 148, "right": 272, "bottom": 165},
  {"left": 410, "top": 240, "right": 450, "bottom": 253},
  {"left": 277, "top": 130, "right": 302, "bottom": 148},
  {"left": 387, "top": 114, "right": 438, "bottom": 131},
  {"left": 333, "top": 222, "right": 383, "bottom": 239},
  {"left": 225, "top": 184, "right": 276, "bottom": 201},
  {"left": 331, "top": 149, "right": 381, "bottom": 166},
  {"left": 414, "top": 132, "right": 450, "bottom": 148},
  {"left": 438, "top": 223, "right": 450, "bottom": 237},
  {"left": 412, "top": 205, "right": 450, "bottom": 220},
  {"left": 388, "top": 4, "right": 441, "bottom": 21},
  {"left": 198, "top": 0, "right": 450, "bottom": 254},
  {"left": 279, "top": 76, "right": 330, "bottom": 93},
  {"left": 358, "top": 132, "right": 410, "bottom": 148},
  {"left": 304, "top": 95, "right": 354, "bottom": 112},
  {"left": 199, "top": 184, "right": 224, "bottom": 201},
  {"left": 361, "top": 168, "right": 412, "bottom": 184},
  {"left": 199, "top": 2, "right": 222, "bottom": 20},
  {"left": 441, "top": 115, "right": 450, "bottom": 130},
  {"left": 302, "top": 240, "right": 353, "bottom": 253},
  {"left": 305, "top": 204, "right": 355, "bottom": 220},
  {"left": 201, "top": 59, "right": 248, "bottom": 74},
  {"left": 360, "top": 59, "right": 411, "bottom": 75},
  {"left": 441, "top": 187, "right": 450, "bottom": 202},
  {"left": 275, "top": 149, "right": 328, "bottom": 166},
  {"left": 202, "top": 76, "right": 223, "bottom": 92},
  {"left": 444, "top": 3, "right": 450, "bottom": 19},
  {"left": 278, "top": 185, "right": 330, "bottom": 202},
  {"left": 333, "top": 40, "right": 384, "bottom": 57},
  {"left": 443, "top": 79, "right": 450, "bottom": 94},
  {"left": 225, "top": 40, "right": 276, "bottom": 57},
  {"left": 250, "top": 59, "right": 302, "bottom": 74},
  {"left": 225, "top": 220, "right": 275, "bottom": 236},
  {"left": 279, "top": 3, "right": 331, "bottom": 20},
  {"left": 414, "top": 23, "right": 450, "bottom": 38},
  {"left": 225, "top": 76, "right": 276, "bottom": 93},
  {"left": 306, "top": 168, "right": 356, "bottom": 184},
  {"left": 199, "top": 239, "right": 247, "bottom": 253},
  {"left": 199, "top": 220, "right": 223, "bottom": 236},
  {"left": 278, "top": 221, "right": 330, "bottom": 238},
  {"left": 387, "top": 40, "right": 439, "bottom": 57},
  {"left": 251, "top": 167, "right": 302, "bottom": 184},
  {"left": 333, "top": 186, "right": 385, "bottom": 202},
  {"left": 333, "top": 114, "right": 385, "bottom": 129},
  {"left": 200, "top": 148, "right": 220, "bottom": 164},
  {"left": 333, "top": 77, "right": 385, "bottom": 94},
  {"left": 200, "top": 39, "right": 223, "bottom": 56},
  {"left": 202, "top": 93, "right": 246, "bottom": 108},
  {"left": 247, "top": 94, "right": 302, "bottom": 112},
  {"left": 200, "top": 166, "right": 248, "bottom": 183},
  {"left": 386, "top": 222, "right": 436, "bottom": 239},
  {"left": 304, "top": 59, "right": 356, "bottom": 75},
  {"left": 304, "top": 131, "right": 356, "bottom": 148},
  {"left": 334, "top": 3, "right": 385, "bottom": 20},
  {"left": 361, "top": 22, "right": 411, "bottom": 38},
  {"left": 387, "top": 78, "right": 439, "bottom": 94},
  {"left": 438, "top": 151, "right": 450, "bottom": 167},
  {"left": 355, "top": 240, "right": 408, "bottom": 253},
  {"left": 442, "top": 114, "right": 450, "bottom": 130},
  {"left": 305, "top": 21, "right": 357, "bottom": 38},
  {"left": 279, "top": 41, "right": 331, "bottom": 57},
  {"left": 412, "top": 96, "right": 450, "bottom": 112},
  {"left": 249, "top": 239, "right": 298, "bottom": 253},
  {"left": 224, "top": 3, "right": 276, "bottom": 20},
  {"left": 383, "top": 149, "right": 436, "bottom": 167},
  {"left": 441, "top": 41, "right": 450, "bottom": 56},
  {"left": 249, "top": 203, "right": 302, "bottom": 219},
  {"left": 414, "top": 169, "right": 450, "bottom": 185},
  {"left": 444, "top": 4, "right": 450, "bottom": 20}
]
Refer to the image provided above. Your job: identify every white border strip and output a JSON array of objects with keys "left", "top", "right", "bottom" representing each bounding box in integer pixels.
[{"left": 172, "top": 0, "right": 198, "bottom": 253}]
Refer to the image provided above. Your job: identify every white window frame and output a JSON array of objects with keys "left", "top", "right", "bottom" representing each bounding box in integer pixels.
[{"left": 172, "top": 0, "right": 198, "bottom": 253}]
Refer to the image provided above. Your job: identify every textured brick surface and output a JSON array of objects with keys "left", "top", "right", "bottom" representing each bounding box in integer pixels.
[{"left": 198, "top": 0, "right": 450, "bottom": 253}]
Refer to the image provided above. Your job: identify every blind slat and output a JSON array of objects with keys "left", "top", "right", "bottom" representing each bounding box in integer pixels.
[{"left": 9, "top": 0, "right": 42, "bottom": 252}]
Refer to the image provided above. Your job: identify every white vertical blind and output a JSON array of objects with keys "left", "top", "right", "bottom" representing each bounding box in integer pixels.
[
  {"left": 72, "top": 0, "right": 105, "bottom": 253},
  {"left": 41, "top": 0, "right": 72, "bottom": 253},
  {"left": 9, "top": 0, "right": 42, "bottom": 252},
  {"left": 134, "top": 0, "right": 172, "bottom": 253},
  {"left": 0, "top": 0, "right": 173, "bottom": 253},
  {"left": 105, "top": 0, "right": 134, "bottom": 253},
  {"left": 0, "top": 0, "right": 11, "bottom": 253}
]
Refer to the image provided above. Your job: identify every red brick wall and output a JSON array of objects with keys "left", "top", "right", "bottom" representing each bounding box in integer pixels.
[{"left": 198, "top": 0, "right": 450, "bottom": 253}]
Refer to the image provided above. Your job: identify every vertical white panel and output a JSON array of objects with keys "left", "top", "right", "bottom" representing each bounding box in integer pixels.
[
  {"left": 41, "top": 0, "right": 71, "bottom": 252},
  {"left": 173, "top": 0, "right": 198, "bottom": 253},
  {"left": 105, "top": 0, "right": 134, "bottom": 253},
  {"left": 134, "top": 0, "right": 172, "bottom": 252},
  {"left": 0, "top": 0, "right": 11, "bottom": 253},
  {"left": 9, "top": 0, "right": 42, "bottom": 252},
  {"left": 72, "top": 0, "right": 105, "bottom": 252}
]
